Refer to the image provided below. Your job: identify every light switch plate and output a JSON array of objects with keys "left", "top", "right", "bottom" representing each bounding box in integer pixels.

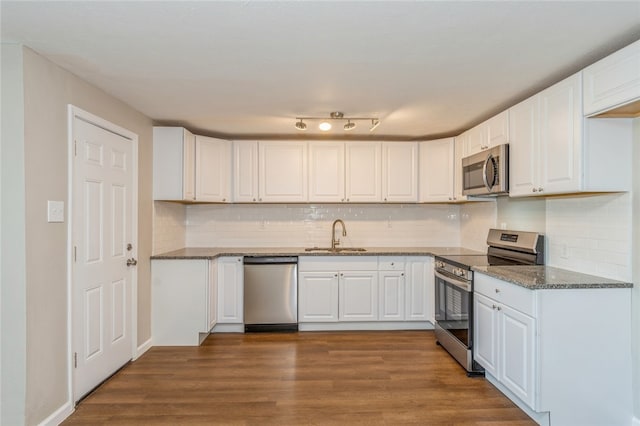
[{"left": 47, "top": 200, "right": 64, "bottom": 223}]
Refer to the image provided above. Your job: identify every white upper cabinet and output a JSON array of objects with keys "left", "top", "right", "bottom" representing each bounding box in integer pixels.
[
  {"left": 465, "top": 111, "right": 510, "bottom": 156},
  {"left": 583, "top": 39, "right": 640, "bottom": 117},
  {"left": 345, "top": 142, "right": 382, "bottom": 202},
  {"left": 509, "top": 72, "right": 632, "bottom": 197},
  {"left": 508, "top": 96, "right": 540, "bottom": 197},
  {"left": 259, "top": 141, "right": 308, "bottom": 202},
  {"left": 419, "top": 138, "right": 454, "bottom": 202},
  {"left": 382, "top": 142, "right": 418, "bottom": 202},
  {"left": 233, "top": 141, "right": 259, "bottom": 202},
  {"left": 308, "top": 142, "right": 345, "bottom": 202},
  {"left": 195, "top": 136, "right": 231, "bottom": 202},
  {"left": 153, "top": 127, "right": 196, "bottom": 201}
]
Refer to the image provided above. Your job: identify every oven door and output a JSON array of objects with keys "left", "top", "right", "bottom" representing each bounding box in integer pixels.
[{"left": 434, "top": 270, "right": 471, "bottom": 348}]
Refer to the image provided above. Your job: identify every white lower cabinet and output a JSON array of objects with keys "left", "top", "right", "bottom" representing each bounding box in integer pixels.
[
  {"left": 216, "top": 256, "right": 244, "bottom": 323},
  {"left": 298, "top": 271, "right": 339, "bottom": 322},
  {"left": 474, "top": 292, "right": 535, "bottom": 407},
  {"left": 474, "top": 272, "right": 633, "bottom": 426},
  {"left": 299, "top": 256, "right": 431, "bottom": 327},
  {"left": 340, "top": 271, "right": 378, "bottom": 321},
  {"left": 151, "top": 259, "right": 217, "bottom": 346}
]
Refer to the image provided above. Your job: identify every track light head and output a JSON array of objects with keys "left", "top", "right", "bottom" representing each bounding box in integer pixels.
[
  {"left": 369, "top": 118, "right": 380, "bottom": 132},
  {"left": 295, "top": 119, "right": 307, "bottom": 131},
  {"left": 344, "top": 120, "right": 356, "bottom": 131}
]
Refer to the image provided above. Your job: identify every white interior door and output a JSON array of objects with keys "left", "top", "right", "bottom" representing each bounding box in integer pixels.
[{"left": 71, "top": 111, "right": 136, "bottom": 402}]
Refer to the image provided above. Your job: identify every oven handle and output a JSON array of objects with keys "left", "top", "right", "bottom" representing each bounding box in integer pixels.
[{"left": 435, "top": 270, "right": 472, "bottom": 292}]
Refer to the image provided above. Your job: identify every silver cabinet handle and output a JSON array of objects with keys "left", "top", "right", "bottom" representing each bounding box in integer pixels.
[
  {"left": 126, "top": 258, "right": 138, "bottom": 267},
  {"left": 532, "top": 188, "right": 538, "bottom": 193},
  {"left": 495, "top": 288, "right": 500, "bottom": 293},
  {"left": 538, "top": 187, "right": 543, "bottom": 192}
]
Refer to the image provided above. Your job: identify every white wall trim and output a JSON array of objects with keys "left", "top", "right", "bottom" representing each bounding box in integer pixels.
[
  {"left": 66, "top": 105, "right": 139, "bottom": 404},
  {"left": 36, "top": 400, "right": 74, "bottom": 426},
  {"left": 299, "top": 321, "right": 433, "bottom": 332},
  {"left": 134, "top": 337, "right": 153, "bottom": 360}
]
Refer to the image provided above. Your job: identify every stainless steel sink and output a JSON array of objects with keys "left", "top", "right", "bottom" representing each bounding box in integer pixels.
[{"left": 304, "top": 247, "right": 367, "bottom": 253}]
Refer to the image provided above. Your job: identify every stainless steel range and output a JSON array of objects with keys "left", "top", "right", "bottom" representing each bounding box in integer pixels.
[{"left": 434, "top": 229, "right": 544, "bottom": 376}]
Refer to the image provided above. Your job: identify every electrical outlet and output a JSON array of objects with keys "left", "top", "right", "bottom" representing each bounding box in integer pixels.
[{"left": 47, "top": 200, "right": 64, "bottom": 223}]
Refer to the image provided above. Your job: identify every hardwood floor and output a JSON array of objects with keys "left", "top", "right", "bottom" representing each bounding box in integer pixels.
[{"left": 64, "top": 331, "right": 534, "bottom": 425}]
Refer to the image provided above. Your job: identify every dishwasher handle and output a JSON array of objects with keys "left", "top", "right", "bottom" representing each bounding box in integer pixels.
[{"left": 243, "top": 256, "right": 298, "bottom": 265}]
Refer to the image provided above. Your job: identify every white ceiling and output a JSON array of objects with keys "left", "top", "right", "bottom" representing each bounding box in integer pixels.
[{"left": 2, "top": 1, "right": 639, "bottom": 139}]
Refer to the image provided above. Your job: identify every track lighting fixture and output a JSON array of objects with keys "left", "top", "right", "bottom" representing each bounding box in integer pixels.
[
  {"left": 294, "top": 111, "right": 379, "bottom": 132},
  {"left": 295, "top": 119, "right": 307, "bottom": 131}
]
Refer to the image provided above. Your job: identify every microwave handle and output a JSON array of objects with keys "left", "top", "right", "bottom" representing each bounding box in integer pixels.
[{"left": 482, "top": 154, "right": 493, "bottom": 191}]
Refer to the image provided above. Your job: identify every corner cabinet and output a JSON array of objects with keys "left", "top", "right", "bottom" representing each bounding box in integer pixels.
[
  {"left": 151, "top": 259, "right": 217, "bottom": 345},
  {"left": 473, "top": 272, "right": 633, "bottom": 425},
  {"left": 153, "top": 127, "right": 232, "bottom": 202},
  {"left": 509, "top": 72, "right": 632, "bottom": 197}
]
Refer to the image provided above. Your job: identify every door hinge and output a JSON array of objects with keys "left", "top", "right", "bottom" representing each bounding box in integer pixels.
[
  {"left": 74, "top": 352, "right": 78, "bottom": 368},
  {"left": 73, "top": 246, "right": 77, "bottom": 262},
  {"left": 74, "top": 140, "right": 77, "bottom": 156}
]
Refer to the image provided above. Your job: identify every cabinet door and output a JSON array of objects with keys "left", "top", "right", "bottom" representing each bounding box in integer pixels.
[
  {"left": 308, "top": 142, "right": 345, "bottom": 202},
  {"left": 539, "top": 73, "right": 582, "bottom": 195},
  {"left": 233, "top": 141, "right": 259, "bottom": 202},
  {"left": 153, "top": 127, "right": 195, "bottom": 201},
  {"left": 217, "top": 256, "right": 244, "bottom": 323},
  {"left": 508, "top": 96, "right": 540, "bottom": 197},
  {"left": 486, "top": 111, "right": 509, "bottom": 147},
  {"left": 208, "top": 259, "right": 218, "bottom": 331},
  {"left": 405, "top": 257, "right": 430, "bottom": 321},
  {"left": 259, "top": 141, "right": 308, "bottom": 202},
  {"left": 583, "top": 39, "right": 640, "bottom": 116},
  {"left": 499, "top": 304, "right": 536, "bottom": 409},
  {"left": 183, "top": 129, "right": 196, "bottom": 201},
  {"left": 465, "top": 126, "right": 486, "bottom": 155},
  {"left": 339, "top": 271, "right": 378, "bottom": 321},
  {"left": 379, "top": 271, "right": 405, "bottom": 320},
  {"left": 419, "top": 139, "right": 454, "bottom": 202},
  {"left": 474, "top": 293, "right": 499, "bottom": 377},
  {"left": 196, "top": 136, "right": 231, "bottom": 202},
  {"left": 452, "top": 136, "right": 467, "bottom": 201},
  {"left": 298, "top": 272, "right": 339, "bottom": 322},
  {"left": 382, "top": 142, "right": 418, "bottom": 202},
  {"left": 345, "top": 142, "right": 382, "bottom": 202}
]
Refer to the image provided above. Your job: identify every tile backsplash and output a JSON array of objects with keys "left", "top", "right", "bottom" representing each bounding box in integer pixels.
[
  {"left": 185, "top": 203, "right": 461, "bottom": 248},
  {"left": 545, "top": 193, "right": 632, "bottom": 281},
  {"left": 152, "top": 201, "right": 186, "bottom": 254}
]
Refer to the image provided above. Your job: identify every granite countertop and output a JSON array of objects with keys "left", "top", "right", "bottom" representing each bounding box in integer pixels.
[
  {"left": 151, "top": 246, "right": 485, "bottom": 260},
  {"left": 472, "top": 265, "right": 633, "bottom": 290}
]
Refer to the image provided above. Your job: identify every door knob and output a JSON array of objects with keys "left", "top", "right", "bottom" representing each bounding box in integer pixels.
[{"left": 127, "top": 258, "right": 138, "bottom": 267}]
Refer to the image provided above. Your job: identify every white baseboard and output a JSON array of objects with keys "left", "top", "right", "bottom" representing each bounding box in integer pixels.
[
  {"left": 212, "top": 324, "right": 244, "bottom": 333},
  {"left": 632, "top": 415, "right": 640, "bottom": 426},
  {"left": 299, "top": 321, "right": 433, "bottom": 332},
  {"left": 134, "top": 337, "right": 153, "bottom": 360},
  {"left": 37, "top": 400, "right": 74, "bottom": 426}
]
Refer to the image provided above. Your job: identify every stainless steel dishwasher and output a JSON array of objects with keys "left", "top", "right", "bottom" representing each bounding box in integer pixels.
[{"left": 243, "top": 256, "right": 298, "bottom": 332}]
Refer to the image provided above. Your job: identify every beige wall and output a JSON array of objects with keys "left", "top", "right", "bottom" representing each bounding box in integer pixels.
[
  {"left": 1, "top": 43, "right": 27, "bottom": 426},
  {"left": 18, "top": 47, "right": 153, "bottom": 424}
]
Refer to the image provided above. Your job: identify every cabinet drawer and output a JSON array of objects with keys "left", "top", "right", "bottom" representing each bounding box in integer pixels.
[
  {"left": 298, "top": 256, "right": 378, "bottom": 272},
  {"left": 474, "top": 273, "right": 535, "bottom": 317},
  {"left": 378, "top": 257, "right": 405, "bottom": 271}
]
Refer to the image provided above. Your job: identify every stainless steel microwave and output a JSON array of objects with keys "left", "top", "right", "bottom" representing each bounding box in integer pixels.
[{"left": 461, "top": 144, "right": 509, "bottom": 196}]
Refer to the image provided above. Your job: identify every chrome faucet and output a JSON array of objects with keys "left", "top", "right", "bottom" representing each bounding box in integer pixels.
[{"left": 331, "top": 219, "right": 347, "bottom": 250}]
